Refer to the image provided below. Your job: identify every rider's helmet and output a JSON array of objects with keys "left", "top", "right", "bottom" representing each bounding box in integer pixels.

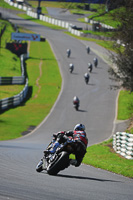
[
  {"left": 88, "top": 62, "right": 92, "bottom": 68},
  {"left": 74, "top": 124, "right": 85, "bottom": 131}
]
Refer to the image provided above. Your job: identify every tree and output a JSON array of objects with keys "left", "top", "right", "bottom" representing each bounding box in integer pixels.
[{"left": 108, "top": 0, "right": 133, "bottom": 92}]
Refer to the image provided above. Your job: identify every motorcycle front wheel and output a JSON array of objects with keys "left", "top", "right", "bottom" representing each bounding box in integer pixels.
[{"left": 36, "top": 160, "right": 43, "bottom": 172}]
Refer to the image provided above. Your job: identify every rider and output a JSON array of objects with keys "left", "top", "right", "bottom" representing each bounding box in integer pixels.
[
  {"left": 84, "top": 72, "right": 90, "bottom": 80},
  {"left": 44, "top": 124, "right": 88, "bottom": 167},
  {"left": 67, "top": 49, "right": 71, "bottom": 57},
  {"left": 73, "top": 96, "right": 80, "bottom": 106},
  {"left": 69, "top": 63, "right": 74, "bottom": 72}
]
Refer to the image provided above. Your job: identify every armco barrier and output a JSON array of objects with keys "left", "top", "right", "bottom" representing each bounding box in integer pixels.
[
  {"left": 0, "top": 53, "right": 28, "bottom": 85},
  {"left": 4, "top": 0, "right": 83, "bottom": 37},
  {"left": 0, "top": 78, "right": 28, "bottom": 111},
  {"left": 85, "top": 17, "right": 115, "bottom": 31},
  {"left": 0, "top": 53, "right": 29, "bottom": 111},
  {"left": 0, "top": 76, "right": 25, "bottom": 85},
  {"left": 113, "top": 132, "right": 133, "bottom": 159}
]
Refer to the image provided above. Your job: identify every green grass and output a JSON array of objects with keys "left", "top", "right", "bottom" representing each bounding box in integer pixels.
[
  {"left": 84, "top": 139, "right": 133, "bottom": 178},
  {"left": 65, "top": 31, "right": 115, "bottom": 52},
  {"left": 0, "top": 0, "right": 23, "bottom": 10},
  {"left": 82, "top": 29, "right": 113, "bottom": 38},
  {"left": 0, "top": 40, "right": 61, "bottom": 140},
  {"left": 88, "top": 6, "right": 122, "bottom": 28},
  {"left": 0, "top": 85, "right": 24, "bottom": 99},
  {"left": 0, "top": 19, "right": 24, "bottom": 99},
  {"left": 118, "top": 90, "right": 133, "bottom": 120},
  {"left": 0, "top": 49, "right": 21, "bottom": 76}
]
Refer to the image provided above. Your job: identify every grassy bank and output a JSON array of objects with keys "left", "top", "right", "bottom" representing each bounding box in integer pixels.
[
  {"left": 84, "top": 139, "right": 133, "bottom": 178},
  {"left": 0, "top": 39, "right": 61, "bottom": 140}
]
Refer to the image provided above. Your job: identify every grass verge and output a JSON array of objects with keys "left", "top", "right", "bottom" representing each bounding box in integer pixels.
[
  {"left": 84, "top": 139, "right": 133, "bottom": 178},
  {"left": 65, "top": 31, "right": 115, "bottom": 52},
  {"left": 0, "top": 40, "right": 61, "bottom": 140},
  {"left": 118, "top": 90, "right": 133, "bottom": 120}
]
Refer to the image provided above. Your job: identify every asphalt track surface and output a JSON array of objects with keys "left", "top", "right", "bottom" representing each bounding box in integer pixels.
[{"left": 0, "top": 7, "right": 133, "bottom": 200}]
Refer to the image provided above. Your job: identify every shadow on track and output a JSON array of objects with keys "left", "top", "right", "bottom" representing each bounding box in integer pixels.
[{"left": 57, "top": 174, "right": 121, "bottom": 183}]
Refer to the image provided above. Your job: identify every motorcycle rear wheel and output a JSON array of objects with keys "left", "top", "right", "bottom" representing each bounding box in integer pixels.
[{"left": 47, "top": 151, "right": 70, "bottom": 175}]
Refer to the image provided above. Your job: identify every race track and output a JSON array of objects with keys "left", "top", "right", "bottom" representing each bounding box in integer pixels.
[{"left": 0, "top": 7, "right": 132, "bottom": 200}]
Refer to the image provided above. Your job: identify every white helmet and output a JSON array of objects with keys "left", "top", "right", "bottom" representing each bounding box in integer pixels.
[{"left": 74, "top": 124, "right": 85, "bottom": 131}]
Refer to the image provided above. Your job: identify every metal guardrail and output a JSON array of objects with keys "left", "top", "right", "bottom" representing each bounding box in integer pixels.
[
  {"left": 0, "top": 76, "right": 25, "bottom": 85},
  {"left": 0, "top": 53, "right": 29, "bottom": 111},
  {"left": 4, "top": 0, "right": 83, "bottom": 37},
  {"left": 0, "top": 78, "right": 28, "bottom": 111},
  {"left": 113, "top": 132, "right": 133, "bottom": 159},
  {"left": 0, "top": 53, "right": 28, "bottom": 85}
]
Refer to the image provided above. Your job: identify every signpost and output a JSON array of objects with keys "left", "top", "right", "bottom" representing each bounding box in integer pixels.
[{"left": 11, "top": 32, "right": 41, "bottom": 41}]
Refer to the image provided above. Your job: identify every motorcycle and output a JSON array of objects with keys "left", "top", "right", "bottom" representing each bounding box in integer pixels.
[
  {"left": 73, "top": 96, "right": 80, "bottom": 111},
  {"left": 36, "top": 138, "right": 81, "bottom": 175},
  {"left": 84, "top": 73, "right": 89, "bottom": 84},
  {"left": 93, "top": 58, "right": 98, "bottom": 67},
  {"left": 69, "top": 63, "right": 74, "bottom": 73},
  {"left": 67, "top": 49, "right": 71, "bottom": 58},
  {"left": 88, "top": 62, "right": 93, "bottom": 73},
  {"left": 86, "top": 46, "right": 90, "bottom": 54},
  {"left": 73, "top": 101, "right": 80, "bottom": 111}
]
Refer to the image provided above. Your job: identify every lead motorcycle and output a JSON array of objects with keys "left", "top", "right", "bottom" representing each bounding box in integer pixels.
[
  {"left": 36, "top": 137, "right": 81, "bottom": 175},
  {"left": 73, "top": 96, "right": 80, "bottom": 111}
]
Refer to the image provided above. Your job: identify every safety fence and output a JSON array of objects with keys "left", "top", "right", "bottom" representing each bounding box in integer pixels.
[
  {"left": 4, "top": 0, "right": 115, "bottom": 34},
  {"left": 85, "top": 17, "right": 115, "bottom": 31},
  {"left": 113, "top": 132, "right": 133, "bottom": 159},
  {"left": 4, "top": 0, "right": 83, "bottom": 37},
  {"left": 27, "top": 11, "right": 82, "bottom": 37},
  {"left": 0, "top": 53, "right": 28, "bottom": 85},
  {"left": 0, "top": 76, "right": 25, "bottom": 85},
  {"left": 0, "top": 53, "right": 29, "bottom": 111},
  {"left": 0, "top": 78, "right": 28, "bottom": 111}
]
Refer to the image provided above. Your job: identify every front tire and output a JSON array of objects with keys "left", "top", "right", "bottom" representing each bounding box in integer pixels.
[{"left": 36, "top": 160, "right": 43, "bottom": 172}]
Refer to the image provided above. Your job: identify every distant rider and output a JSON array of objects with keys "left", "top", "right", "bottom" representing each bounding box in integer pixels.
[
  {"left": 84, "top": 72, "right": 90, "bottom": 84},
  {"left": 67, "top": 49, "right": 71, "bottom": 57},
  {"left": 69, "top": 63, "right": 74, "bottom": 73},
  {"left": 44, "top": 124, "right": 88, "bottom": 167},
  {"left": 93, "top": 57, "right": 98, "bottom": 67},
  {"left": 73, "top": 96, "right": 80, "bottom": 106}
]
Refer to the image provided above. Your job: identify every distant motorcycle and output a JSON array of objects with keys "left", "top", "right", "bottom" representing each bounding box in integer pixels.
[
  {"left": 69, "top": 63, "right": 74, "bottom": 73},
  {"left": 88, "top": 62, "right": 93, "bottom": 73},
  {"left": 84, "top": 72, "right": 90, "bottom": 84},
  {"left": 86, "top": 46, "right": 90, "bottom": 54},
  {"left": 36, "top": 137, "right": 82, "bottom": 175},
  {"left": 67, "top": 49, "right": 71, "bottom": 58},
  {"left": 93, "top": 57, "right": 98, "bottom": 67},
  {"left": 73, "top": 96, "right": 80, "bottom": 111}
]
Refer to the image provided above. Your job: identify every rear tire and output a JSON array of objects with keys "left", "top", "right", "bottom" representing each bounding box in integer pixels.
[{"left": 47, "top": 152, "right": 70, "bottom": 175}]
